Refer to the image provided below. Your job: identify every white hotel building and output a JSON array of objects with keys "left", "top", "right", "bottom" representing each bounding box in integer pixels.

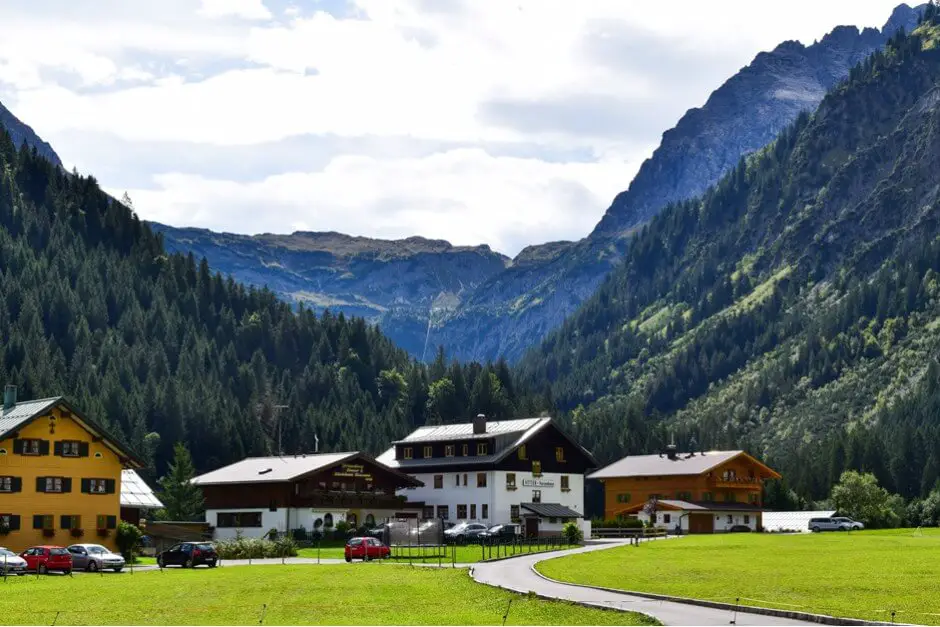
[{"left": 376, "top": 415, "right": 597, "bottom": 537}]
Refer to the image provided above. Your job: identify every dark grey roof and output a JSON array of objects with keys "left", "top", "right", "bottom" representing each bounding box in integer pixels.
[
  {"left": 643, "top": 499, "right": 764, "bottom": 512},
  {"left": 520, "top": 503, "right": 582, "bottom": 518},
  {"left": 0, "top": 396, "right": 61, "bottom": 436},
  {"left": 391, "top": 418, "right": 547, "bottom": 444}
]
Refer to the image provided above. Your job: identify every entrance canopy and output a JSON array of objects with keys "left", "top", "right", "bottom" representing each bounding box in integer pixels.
[{"left": 521, "top": 503, "right": 582, "bottom": 519}]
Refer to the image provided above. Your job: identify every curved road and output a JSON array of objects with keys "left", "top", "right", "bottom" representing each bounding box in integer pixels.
[{"left": 471, "top": 541, "right": 816, "bottom": 626}]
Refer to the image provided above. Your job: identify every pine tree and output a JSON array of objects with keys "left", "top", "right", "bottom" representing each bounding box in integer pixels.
[{"left": 158, "top": 443, "right": 205, "bottom": 521}]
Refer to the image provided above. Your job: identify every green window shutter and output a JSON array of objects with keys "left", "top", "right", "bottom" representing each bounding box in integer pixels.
[
  {"left": 105, "top": 479, "right": 116, "bottom": 494},
  {"left": 36, "top": 477, "right": 45, "bottom": 492},
  {"left": 9, "top": 515, "right": 20, "bottom": 531},
  {"left": 38, "top": 440, "right": 50, "bottom": 455},
  {"left": 32, "top": 515, "right": 44, "bottom": 530},
  {"left": 106, "top": 515, "right": 117, "bottom": 530},
  {"left": 12, "top": 439, "right": 24, "bottom": 454},
  {"left": 10, "top": 477, "right": 21, "bottom": 492},
  {"left": 81, "top": 479, "right": 90, "bottom": 494},
  {"left": 62, "top": 478, "right": 72, "bottom": 493},
  {"left": 54, "top": 441, "right": 63, "bottom": 456},
  {"left": 79, "top": 442, "right": 90, "bottom": 457},
  {"left": 60, "top": 515, "right": 72, "bottom": 530}
]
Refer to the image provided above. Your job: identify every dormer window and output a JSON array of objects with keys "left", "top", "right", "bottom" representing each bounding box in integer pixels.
[
  {"left": 423, "top": 445, "right": 432, "bottom": 458},
  {"left": 445, "top": 445, "right": 455, "bottom": 457},
  {"left": 462, "top": 444, "right": 468, "bottom": 456},
  {"left": 555, "top": 447, "right": 565, "bottom": 462},
  {"left": 518, "top": 445, "right": 527, "bottom": 460},
  {"left": 403, "top": 447, "right": 413, "bottom": 460},
  {"left": 476, "top": 443, "right": 487, "bottom": 456}
]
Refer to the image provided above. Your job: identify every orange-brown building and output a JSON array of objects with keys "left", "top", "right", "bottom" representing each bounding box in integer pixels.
[{"left": 588, "top": 445, "right": 781, "bottom": 533}]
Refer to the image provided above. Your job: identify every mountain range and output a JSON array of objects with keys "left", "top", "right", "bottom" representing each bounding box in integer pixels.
[{"left": 153, "top": 3, "right": 924, "bottom": 363}]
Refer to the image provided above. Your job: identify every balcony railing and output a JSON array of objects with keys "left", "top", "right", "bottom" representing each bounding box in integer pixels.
[{"left": 708, "top": 476, "right": 761, "bottom": 488}]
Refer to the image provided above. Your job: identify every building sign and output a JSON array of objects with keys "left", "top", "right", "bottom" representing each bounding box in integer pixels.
[
  {"left": 333, "top": 464, "right": 373, "bottom": 481},
  {"left": 522, "top": 478, "right": 555, "bottom": 488}
]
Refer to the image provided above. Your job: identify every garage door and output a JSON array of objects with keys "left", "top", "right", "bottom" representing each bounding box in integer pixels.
[{"left": 689, "top": 513, "right": 714, "bottom": 534}]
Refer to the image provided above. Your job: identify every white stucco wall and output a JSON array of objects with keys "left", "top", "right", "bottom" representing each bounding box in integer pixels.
[
  {"left": 207, "top": 508, "right": 286, "bottom": 540},
  {"left": 638, "top": 509, "right": 758, "bottom": 533}
]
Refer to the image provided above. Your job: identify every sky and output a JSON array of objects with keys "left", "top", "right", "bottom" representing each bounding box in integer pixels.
[{"left": 0, "top": 0, "right": 907, "bottom": 256}]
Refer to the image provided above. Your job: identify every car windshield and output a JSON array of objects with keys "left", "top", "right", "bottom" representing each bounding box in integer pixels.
[
  {"left": 86, "top": 545, "right": 108, "bottom": 554},
  {"left": 449, "top": 523, "right": 468, "bottom": 531},
  {"left": 50, "top": 548, "right": 69, "bottom": 556},
  {"left": 487, "top": 525, "right": 502, "bottom": 532},
  {"left": 348, "top": 538, "right": 363, "bottom": 546},
  {"left": 195, "top": 543, "right": 214, "bottom": 551},
  {"left": 0, "top": 549, "right": 15, "bottom": 557}
]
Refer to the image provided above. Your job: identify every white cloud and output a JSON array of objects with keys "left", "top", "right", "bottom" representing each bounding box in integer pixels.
[
  {"left": 111, "top": 148, "right": 639, "bottom": 255},
  {"left": 0, "top": 0, "right": 908, "bottom": 254},
  {"left": 199, "top": 0, "right": 272, "bottom": 21}
]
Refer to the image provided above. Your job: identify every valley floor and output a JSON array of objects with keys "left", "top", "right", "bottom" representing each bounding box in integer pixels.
[{"left": 536, "top": 529, "right": 940, "bottom": 624}]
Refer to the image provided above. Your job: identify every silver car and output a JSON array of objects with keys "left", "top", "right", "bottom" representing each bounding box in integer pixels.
[
  {"left": 0, "top": 547, "right": 27, "bottom": 575},
  {"left": 808, "top": 517, "right": 859, "bottom": 532},
  {"left": 67, "top": 543, "right": 125, "bottom": 572},
  {"left": 831, "top": 517, "right": 864, "bottom": 530}
]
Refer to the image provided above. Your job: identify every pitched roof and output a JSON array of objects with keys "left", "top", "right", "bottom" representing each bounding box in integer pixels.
[
  {"left": 587, "top": 450, "right": 780, "bottom": 480},
  {"left": 190, "top": 451, "right": 422, "bottom": 487},
  {"left": 377, "top": 417, "right": 597, "bottom": 470},
  {"left": 121, "top": 469, "right": 163, "bottom": 509},
  {"left": 616, "top": 499, "right": 765, "bottom": 514},
  {"left": 520, "top": 503, "right": 583, "bottom": 518},
  {"left": 0, "top": 395, "right": 142, "bottom": 467}
]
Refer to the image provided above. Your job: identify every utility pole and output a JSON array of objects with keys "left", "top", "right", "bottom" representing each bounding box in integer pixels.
[{"left": 255, "top": 400, "right": 289, "bottom": 455}]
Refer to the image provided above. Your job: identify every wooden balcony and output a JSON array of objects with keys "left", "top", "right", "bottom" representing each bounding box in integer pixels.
[{"left": 708, "top": 477, "right": 762, "bottom": 489}]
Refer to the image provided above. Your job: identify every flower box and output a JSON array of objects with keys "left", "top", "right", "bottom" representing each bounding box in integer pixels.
[
  {"left": 70, "top": 528, "right": 85, "bottom": 538},
  {"left": 97, "top": 529, "right": 110, "bottom": 538},
  {"left": 42, "top": 529, "right": 55, "bottom": 538}
]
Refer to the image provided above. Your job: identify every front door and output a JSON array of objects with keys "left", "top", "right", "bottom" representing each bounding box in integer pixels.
[
  {"left": 525, "top": 517, "right": 539, "bottom": 538},
  {"left": 689, "top": 514, "right": 714, "bottom": 534}
]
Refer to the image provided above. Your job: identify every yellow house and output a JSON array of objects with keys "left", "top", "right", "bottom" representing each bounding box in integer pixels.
[{"left": 0, "top": 385, "right": 142, "bottom": 552}]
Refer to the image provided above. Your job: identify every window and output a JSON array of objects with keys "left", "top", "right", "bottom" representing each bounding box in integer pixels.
[
  {"left": 434, "top": 474, "right": 443, "bottom": 489},
  {"left": 347, "top": 513, "right": 358, "bottom": 527},
  {"left": 0, "top": 476, "right": 19, "bottom": 493},
  {"left": 58, "top": 441, "right": 82, "bottom": 457},
  {"left": 532, "top": 461, "right": 542, "bottom": 476},
  {"left": 722, "top": 469, "right": 737, "bottom": 481},
  {"left": 702, "top": 492, "right": 714, "bottom": 502},
  {"left": 532, "top": 490, "right": 541, "bottom": 503},
  {"left": 60, "top": 515, "right": 81, "bottom": 530},
  {"left": 477, "top": 443, "right": 488, "bottom": 455},
  {"left": 455, "top": 474, "right": 460, "bottom": 487},
  {"left": 94, "top": 515, "right": 117, "bottom": 530},
  {"left": 437, "top": 505, "right": 449, "bottom": 520},
  {"left": 726, "top": 514, "right": 733, "bottom": 524},
  {"left": 744, "top": 515, "right": 751, "bottom": 525},
  {"left": 216, "top": 512, "right": 263, "bottom": 528},
  {"left": 463, "top": 473, "right": 468, "bottom": 486},
  {"left": 555, "top": 447, "right": 565, "bottom": 462},
  {"left": 663, "top": 514, "right": 671, "bottom": 524},
  {"left": 724, "top": 492, "right": 736, "bottom": 503},
  {"left": 87, "top": 479, "right": 110, "bottom": 494},
  {"left": 616, "top": 493, "right": 631, "bottom": 503},
  {"left": 422, "top": 506, "right": 434, "bottom": 519},
  {"left": 518, "top": 445, "right": 527, "bottom": 460},
  {"left": 44, "top": 477, "right": 64, "bottom": 493},
  {"left": 423, "top": 445, "right": 433, "bottom": 458},
  {"left": 470, "top": 504, "right": 477, "bottom": 519},
  {"left": 482, "top": 504, "right": 488, "bottom": 519},
  {"left": 0, "top": 514, "right": 19, "bottom": 531},
  {"left": 506, "top": 473, "right": 517, "bottom": 490},
  {"left": 676, "top": 491, "right": 693, "bottom": 501},
  {"left": 403, "top": 447, "right": 413, "bottom": 460},
  {"left": 510, "top": 505, "right": 520, "bottom": 522},
  {"left": 445, "top": 445, "right": 455, "bottom": 457},
  {"left": 748, "top": 493, "right": 760, "bottom": 505},
  {"left": 477, "top": 473, "right": 487, "bottom": 488},
  {"left": 560, "top": 476, "right": 570, "bottom": 492},
  {"left": 17, "top": 439, "right": 45, "bottom": 456},
  {"left": 33, "top": 515, "right": 54, "bottom": 530},
  {"left": 549, "top": 517, "right": 557, "bottom": 524},
  {"left": 457, "top": 505, "right": 468, "bottom": 519},
  {"left": 462, "top": 444, "right": 468, "bottom": 456},
  {"left": 324, "top": 513, "right": 334, "bottom": 528}
]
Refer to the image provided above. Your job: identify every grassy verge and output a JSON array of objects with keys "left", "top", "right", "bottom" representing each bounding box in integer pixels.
[
  {"left": 0, "top": 564, "right": 657, "bottom": 625},
  {"left": 537, "top": 529, "right": 940, "bottom": 624},
  {"left": 297, "top": 542, "right": 571, "bottom": 564}
]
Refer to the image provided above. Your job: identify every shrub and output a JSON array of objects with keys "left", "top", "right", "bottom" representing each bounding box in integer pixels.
[
  {"left": 213, "top": 536, "right": 299, "bottom": 559},
  {"left": 116, "top": 521, "right": 143, "bottom": 561},
  {"left": 334, "top": 520, "right": 352, "bottom": 540},
  {"left": 563, "top": 522, "right": 583, "bottom": 545}
]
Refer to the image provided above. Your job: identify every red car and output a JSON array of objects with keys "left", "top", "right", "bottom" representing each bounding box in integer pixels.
[
  {"left": 344, "top": 537, "right": 390, "bottom": 562},
  {"left": 20, "top": 545, "right": 72, "bottom": 574}
]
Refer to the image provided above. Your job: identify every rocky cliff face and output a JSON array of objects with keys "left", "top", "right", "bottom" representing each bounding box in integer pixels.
[
  {"left": 0, "top": 101, "right": 62, "bottom": 167},
  {"left": 151, "top": 5, "right": 923, "bottom": 363},
  {"left": 152, "top": 224, "right": 510, "bottom": 358}
]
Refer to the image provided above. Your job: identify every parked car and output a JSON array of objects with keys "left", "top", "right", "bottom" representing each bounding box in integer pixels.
[
  {"left": 728, "top": 525, "right": 752, "bottom": 533},
  {"left": 830, "top": 517, "right": 864, "bottom": 530},
  {"left": 808, "top": 517, "right": 855, "bottom": 532},
  {"left": 0, "top": 547, "right": 28, "bottom": 575},
  {"left": 345, "top": 537, "right": 390, "bottom": 562},
  {"left": 444, "top": 522, "right": 488, "bottom": 543},
  {"left": 478, "top": 524, "right": 519, "bottom": 540},
  {"left": 67, "top": 543, "right": 126, "bottom": 572},
  {"left": 157, "top": 542, "right": 218, "bottom": 568},
  {"left": 19, "top": 545, "right": 72, "bottom": 574},
  {"left": 409, "top": 520, "right": 441, "bottom": 540}
]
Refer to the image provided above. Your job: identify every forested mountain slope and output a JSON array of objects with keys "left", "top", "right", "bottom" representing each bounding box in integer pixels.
[
  {"left": 0, "top": 131, "right": 540, "bottom": 481},
  {"left": 150, "top": 5, "right": 923, "bottom": 364},
  {"left": 518, "top": 15, "right": 940, "bottom": 502}
]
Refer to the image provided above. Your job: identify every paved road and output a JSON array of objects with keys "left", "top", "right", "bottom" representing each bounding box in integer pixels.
[{"left": 471, "top": 541, "right": 817, "bottom": 626}]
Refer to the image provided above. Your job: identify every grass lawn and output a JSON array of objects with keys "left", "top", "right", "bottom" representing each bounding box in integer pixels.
[
  {"left": 297, "top": 542, "right": 570, "bottom": 564},
  {"left": 0, "top": 564, "right": 656, "bottom": 625},
  {"left": 537, "top": 529, "right": 940, "bottom": 624}
]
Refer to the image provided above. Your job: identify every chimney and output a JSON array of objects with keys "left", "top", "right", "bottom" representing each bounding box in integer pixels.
[
  {"left": 3, "top": 385, "right": 16, "bottom": 411},
  {"left": 473, "top": 414, "right": 487, "bottom": 435},
  {"left": 665, "top": 443, "right": 678, "bottom": 461}
]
